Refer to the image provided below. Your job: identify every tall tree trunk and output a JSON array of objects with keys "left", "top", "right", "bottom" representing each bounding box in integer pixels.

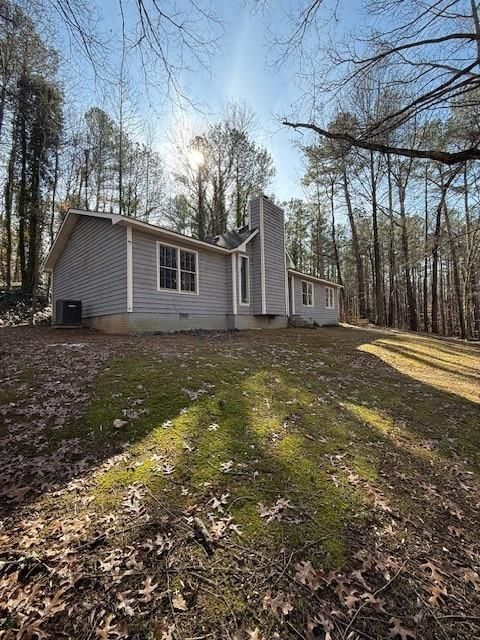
[
  {"left": 431, "top": 198, "right": 441, "bottom": 335},
  {"left": 423, "top": 166, "right": 429, "bottom": 332},
  {"left": 431, "top": 172, "right": 454, "bottom": 333},
  {"left": 443, "top": 201, "right": 467, "bottom": 339},
  {"left": 18, "top": 115, "right": 28, "bottom": 290},
  {"left": 50, "top": 150, "right": 59, "bottom": 245},
  {"left": 463, "top": 164, "right": 474, "bottom": 339},
  {"left": 329, "top": 179, "right": 344, "bottom": 317},
  {"left": 386, "top": 155, "right": 396, "bottom": 327},
  {"left": 46, "top": 150, "right": 59, "bottom": 300},
  {"left": 27, "top": 149, "right": 42, "bottom": 294},
  {"left": 439, "top": 258, "right": 446, "bottom": 335},
  {"left": 397, "top": 176, "right": 418, "bottom": 331},
  {"left": 0, "top": 83, "right": 7, "bottom": 146},
  {"left": 4, "top": 118, "right": 18, "bottom": 290},
  {"left": 342, "top": 166, "right": 366, "bottom": 318},
  {"left": 196, "top": 171, "right": 206, "bottom": 240},
  {"left": 84, "top": 148, "right": 90, "bottom": 209},
  {"left": 370, "top": 151, "right": 385, "bottom": 325}
]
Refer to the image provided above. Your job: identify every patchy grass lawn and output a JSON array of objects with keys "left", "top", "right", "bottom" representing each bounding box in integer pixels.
[{"left": 0, "top": 326, "right": 479, "bottom": 640}]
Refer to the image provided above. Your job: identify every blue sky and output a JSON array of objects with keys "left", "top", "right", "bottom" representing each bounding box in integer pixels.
[
  {"left": 177, "top": 2, "right": 305, "bottom": 200},
  {"left": 67, "top": 1, "right": 361, "bottom": 201}
]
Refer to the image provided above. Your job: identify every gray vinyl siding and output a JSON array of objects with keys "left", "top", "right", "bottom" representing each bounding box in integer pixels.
[
  {"left": 132, "top": 230, "right": 230, "bottom": 314},
  {"left": 292, "top": 275, "right": 339, "bottom": 325},
  {"left": 249, "top": 196, "right": 286, "bottom": 316},
  {"left": 249, "top": 199, "right": 263, "bottom": 314},
  {"left": 225, "top": 254, "right": 233, "bottom": 314},
  {"left": 53, "top": 216, "right": 127, "bottom": 319},
  {"left": 263, "top": 199, "right": 287, "bottom": 315}
]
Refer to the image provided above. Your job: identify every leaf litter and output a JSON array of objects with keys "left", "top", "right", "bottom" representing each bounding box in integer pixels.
[{"left": 0, "top": 326, "right": 479, "bottom": 639}]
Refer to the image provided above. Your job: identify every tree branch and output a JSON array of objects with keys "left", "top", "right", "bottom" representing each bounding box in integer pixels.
[{"left": 283, "top": 121, "right": 480, "bottom": 164}]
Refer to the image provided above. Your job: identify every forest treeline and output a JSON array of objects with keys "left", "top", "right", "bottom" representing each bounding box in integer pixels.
[
  {"left": 285, "top": 106, "right": 480, "bottom": 340},
  {"left": 0, "top": 0, "right": 479, "bottom": 340},
  {"left": 0, "top": 1, "right": 275, "bottom": 304}
]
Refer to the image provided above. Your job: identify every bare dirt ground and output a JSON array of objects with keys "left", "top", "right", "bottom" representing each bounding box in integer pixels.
[{"left": 0, "top": 325, "right": 479, "bottom": 640}]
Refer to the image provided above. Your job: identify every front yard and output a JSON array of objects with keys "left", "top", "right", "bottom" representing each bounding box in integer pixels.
[{"left": 0, "top": 326, "right": 479, "bottom": 639}]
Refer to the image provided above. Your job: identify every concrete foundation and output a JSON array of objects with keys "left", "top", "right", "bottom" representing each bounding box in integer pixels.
[{"left": 81, "top": 312, "right": 289, "bottom": 334}]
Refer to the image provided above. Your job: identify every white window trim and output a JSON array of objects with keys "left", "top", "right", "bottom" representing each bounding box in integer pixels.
[
  {"left": 238, "top": 254, "right": 250, "bottom": 306},
  {"left": 325, "top": 285, "right": 335, "bottom": 309},
  {"left": 156, "top": 240, "right": 199, "bottom": 295},
  {"left": 301, "top": 280, "right": 314, "bottom": 307}
]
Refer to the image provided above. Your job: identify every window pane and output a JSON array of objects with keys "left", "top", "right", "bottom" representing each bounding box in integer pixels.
[
  {"left": 240, "top": 257, "right": 249, "bottom": 303},
  {"left": 160, "top": 266, "right": 177, "bottom": 290},
  {"left": 180, "top": 250, "right": 195, "bottom": 272},
  {"left": 181, "top": 271, "right": 196, "bottom": 292},
  {"left": 160, "top": 245, "right": 177, "bottom": 268},
  {"left": 326, "top": 288, "right": 334, "bottom": 308},
  {"left": 179, "top": 249, "right": 197, "bottom": 292},
  {"left": 302, "top": 282, "right": 312, "bottom": 306}
]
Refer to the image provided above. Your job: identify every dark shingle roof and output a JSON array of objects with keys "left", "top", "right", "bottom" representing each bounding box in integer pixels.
[{"left": 205, "top": 225, "right": 254, "bottom": 249}]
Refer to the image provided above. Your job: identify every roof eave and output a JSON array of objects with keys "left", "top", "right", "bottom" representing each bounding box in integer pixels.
[
  {"left": 43, "top": 209, "right": 235, "bottom": 272},
  {"left": 288, "top": 268, "right": 344, "bottom": 288},
  {"left": 114, "top": 217, "right": 232, "bottom": 254}
]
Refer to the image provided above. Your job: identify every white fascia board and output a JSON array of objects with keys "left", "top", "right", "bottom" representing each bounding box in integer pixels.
[
  {"left": 234, "top": 228, "right": 259, "bottom": 253},
  {"left": 288, "top": 269, "right": 344, "bottom": 288},
  {"left": 114, "top": 217, "right": 231, "bottom": 255}
]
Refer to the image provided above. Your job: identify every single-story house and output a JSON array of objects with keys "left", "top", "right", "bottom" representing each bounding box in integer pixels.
[{"left": 44, "top": 195, "right": 342, "bottom": 334}]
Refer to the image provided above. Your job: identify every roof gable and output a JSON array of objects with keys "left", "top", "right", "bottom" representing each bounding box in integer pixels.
[{"left": 44, "top": 209, "right": 259, "bottom": 272}]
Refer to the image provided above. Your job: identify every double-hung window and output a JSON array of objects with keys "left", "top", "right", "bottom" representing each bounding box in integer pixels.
[
  {"left": 158, "top": 242, "right": 198, "bottom": 294},
  {"left": 325, "top": 286, "right": 335, "bottom": 309},
  {"left": 302, "top": 281, "right": 314, "bottom": 306},
  {"left": 239, "top": 255, "right": 250, "bottom": 305}
]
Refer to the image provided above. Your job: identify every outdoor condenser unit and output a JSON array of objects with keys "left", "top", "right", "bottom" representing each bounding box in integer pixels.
[{"left": 55, "top": 300, "right": 82, "bottom": 326}]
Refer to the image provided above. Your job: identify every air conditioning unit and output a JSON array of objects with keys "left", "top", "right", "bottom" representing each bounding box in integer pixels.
[{"left": 55, "top": 300, "right": 82, "bottom": 326}]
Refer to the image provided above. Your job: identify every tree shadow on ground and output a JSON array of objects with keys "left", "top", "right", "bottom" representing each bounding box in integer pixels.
[
  {"left": 1, "top": 326, "right": 479, "bottom": 639},
  {"left": 366, "top": 340, "right": 480, "bottom": 382},
  {"left": 1, "top": 326, "right": 478, "bottom": 518}
]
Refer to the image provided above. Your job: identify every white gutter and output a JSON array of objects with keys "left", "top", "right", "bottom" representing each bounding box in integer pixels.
[
  {"left": 288, "top": 268, "right": 344, "bottom": 288},
  {"left": 113, "top": 216, "right": 231, "bottom": 254}
]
